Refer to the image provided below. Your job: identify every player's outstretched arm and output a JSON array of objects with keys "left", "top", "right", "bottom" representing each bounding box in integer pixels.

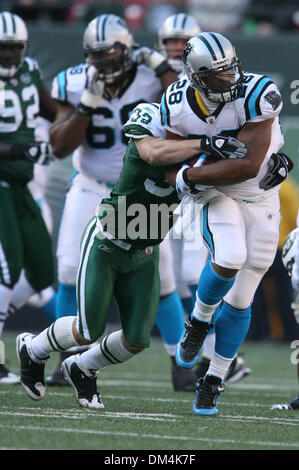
[
  {"left": 135, "top": 135, "right": 203, "bottom": 166},
  {"left": 136, "top": 130, "right": 247, "bottom": 166}
]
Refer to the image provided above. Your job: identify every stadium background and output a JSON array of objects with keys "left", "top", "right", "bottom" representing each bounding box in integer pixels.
[{"left": 4, "top": 0, "right": 299, "bottom": 343}]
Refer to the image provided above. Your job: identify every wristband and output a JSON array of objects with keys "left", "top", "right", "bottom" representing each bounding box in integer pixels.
[
  {"left": 155, "top": 61, "right": 173, "bottom": 77},
  {"left": 182, "top": 167, "right": 195, "bottom": 190},
  {"left": 75, "top": 102, "right": 94, "bottom": 117}
]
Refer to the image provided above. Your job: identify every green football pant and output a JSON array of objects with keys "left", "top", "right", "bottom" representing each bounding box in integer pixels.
[
  {"left": 76, "top": 217, "right": 160, "bottom": 347},
  {"left": 0, "top": 181, "right": 55, "bottom": 290}
]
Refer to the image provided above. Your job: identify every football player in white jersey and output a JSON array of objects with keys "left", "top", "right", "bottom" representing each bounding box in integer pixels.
[
  {"left": 47, "top": 14, "right": 196, "bottom": 391},
  {"left": 161, "top": 32, "right": 292, "bottom": 415},
  {"left": 158, "top": 15, "right": 251, "bottom": 386}
]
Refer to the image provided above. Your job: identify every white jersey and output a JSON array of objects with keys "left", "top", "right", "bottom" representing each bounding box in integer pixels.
[
  {"left": 124, "top": 102, "right": 166, "bottom": 140},
  {"left": 51, "top": 63, "right": 162, "bottom": 184},
  {"left": 160, "top": 73, "right": 284, "bottom": 201}
]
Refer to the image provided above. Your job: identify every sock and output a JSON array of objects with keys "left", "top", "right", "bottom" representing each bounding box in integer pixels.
[
  {"left": 207, "top": 352, "right": 234, "bottom": 382},
  {"left": 181, "top": 284, "right": 197, "bottom": 316},
  {"left": 201, "top": 331, "right": 215, "bottom": 361},
  {"left": 30, "top": 316, "right": 78, "bottom": 360},
  {"left": 9, "top": 271, "right": 36, "bottom": 310},
  {"left": 0, "top": 284, "right": 12, "bottom": 337},
  {"left": 56, "top": 282, "right": 77, "bottom": 318},
  {"left": 193, "top": 261, "right": 236, "bottom": 323},
  {"left": 155, "top": 291, "right": 184, "bottom": 354},
  {"left": 215, "top": 301, "right": 251, "bottom": 359},
  {"left": 77, "top": 330, "right": 134, "bottom": 371}
]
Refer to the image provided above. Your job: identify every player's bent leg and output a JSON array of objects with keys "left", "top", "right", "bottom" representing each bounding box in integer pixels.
[
  {"left": 61, "top": 221, "right": 123, "bottom": 408},
  {"left": 176, "top": 197, "right": 247, "bottom": 369},
  {"left": 16, "top": 316, "right": 82, "bottom": 400},
  {"left": 176, "top": 261, "right": 237, "bottom": 369}
]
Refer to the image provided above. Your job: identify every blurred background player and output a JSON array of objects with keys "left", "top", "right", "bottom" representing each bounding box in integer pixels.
[
  {"left": 46, "top": 13, "right": 195, "bottom": 391},
  {"left": 272, "top": 223, "right": 299, "bottom": 410},
  {"left": 25, "top": 117, "right": 56, "bottom": 320},
  {"left": 0, "top": 11, "right": 57, "bottom": 383},
  {"left": 158, "top": 13, "right": 201, "bottom": 77}
]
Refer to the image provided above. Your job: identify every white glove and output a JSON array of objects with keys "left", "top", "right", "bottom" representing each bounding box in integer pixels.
[
  {"left": 176, "top": 164, "right": 192, "bottom": 199},
  {"left": 291, "top": 291, "right": 299, "bottom": 324},
  {"left": 132, "top": 46, "right": 165, "bottom": 71},
  {"left": 11, "top": 142, "right": 54, "bottom": 165},
  {"left": 80, "top": 65, "right": 104, "bottom": 109}
]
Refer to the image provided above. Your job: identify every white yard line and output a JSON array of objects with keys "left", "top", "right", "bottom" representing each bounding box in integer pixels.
[
  {"left": 0, "top": 423, "right": 298, "bottom": 449},
  {"left": 0, "top": 389, "right": 298, "bottom": 411},
  {"left": 0, "top": 406, "right": 298, "bottom": 426}
]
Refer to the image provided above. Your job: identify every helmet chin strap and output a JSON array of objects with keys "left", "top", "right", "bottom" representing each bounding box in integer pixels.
[{"left": 200, "top": 91, "right": 219, "bottom": 112}]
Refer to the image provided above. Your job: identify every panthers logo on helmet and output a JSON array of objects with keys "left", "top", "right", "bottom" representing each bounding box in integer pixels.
[{"left": 183, "top": 42, "right": 193, "bottom": 64}]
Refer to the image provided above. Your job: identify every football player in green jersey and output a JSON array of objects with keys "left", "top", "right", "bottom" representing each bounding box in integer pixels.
[
  {"left": 0, "top": 11, "right": 57, "bottom": 383},
  {"left": 16, "top": 102, "right": 249, "bottom": 407}
]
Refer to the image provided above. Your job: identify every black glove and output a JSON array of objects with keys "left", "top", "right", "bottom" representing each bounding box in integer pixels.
[
  {"left": 200, "top": 135, "right": 247, "bottom": 160},
  {"left": 11, "top": 142, "right": 54, "bottom": 165},
  {"left": 259, "top": 152, "right": 294, "bottom": 190}
]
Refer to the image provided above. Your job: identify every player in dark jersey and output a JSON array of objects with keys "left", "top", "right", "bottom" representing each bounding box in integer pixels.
[{"left": 0, "top": 11, "right": 58, "bottom": 383}]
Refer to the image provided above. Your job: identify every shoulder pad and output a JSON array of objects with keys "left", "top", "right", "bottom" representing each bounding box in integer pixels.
[
  {"left": 160, "top": 78, "right": 188, "bottom": 128},
  {"left": 51, "top": 63, "right": 87, "bottom": 106},
  {"left": 124, "top": 103, "right": 166, "bottom": 139},
  {"left": 242, "top": 73, "right": 282, "bottom": 121},
  {"left": 25, "top": 57, "right": 41, "bottom": 72}
]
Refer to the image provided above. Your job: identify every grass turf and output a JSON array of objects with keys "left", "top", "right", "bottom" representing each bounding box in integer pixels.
[{"left": 0, "top": 331, "right": 298, "bottom": 450}]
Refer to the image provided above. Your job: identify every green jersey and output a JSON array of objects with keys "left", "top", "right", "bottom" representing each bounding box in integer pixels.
[
  {"left": 96, "top": 103, "right": 180, "bottom": 249},
  {"left": 0, "top": 57, "right": 43, "bottom": 183}
]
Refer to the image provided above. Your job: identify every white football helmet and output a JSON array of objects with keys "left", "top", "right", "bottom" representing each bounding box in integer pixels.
[
  {"left": 282, "top": 228, "right": 299, "bottom": 277},
  {"left": 0, "top": 11, "right": 28, "bottom": 78},
  {"left": 183, "top": 32, "right": 244, "bottom": 103},
  {"left": 83, "top": 14, "right": 134, "bottom": 84},
  {"left": 158, "top": 13, "right": 201, "bottom": 73}
]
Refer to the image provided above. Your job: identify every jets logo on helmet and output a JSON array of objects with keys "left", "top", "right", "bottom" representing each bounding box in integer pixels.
[
  {"left": 158, "top": 13, "right": 201, "bottom": 73},
  {"left": 83, "top": 14, "right": 134, "bottom": 84},
  {"left": 282, "top": 228, "right": 299, "bottom": 277},
  {"left": 0, "top": 11, "right": 28, "bottom": 78},
  {"left": 183, "top": 32, "right": 244, "bottom": 103}
]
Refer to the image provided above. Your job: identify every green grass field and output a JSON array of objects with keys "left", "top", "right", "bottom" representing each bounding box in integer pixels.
[{"left": 0, "top": 331, "right": 298, "bottom": 451}]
